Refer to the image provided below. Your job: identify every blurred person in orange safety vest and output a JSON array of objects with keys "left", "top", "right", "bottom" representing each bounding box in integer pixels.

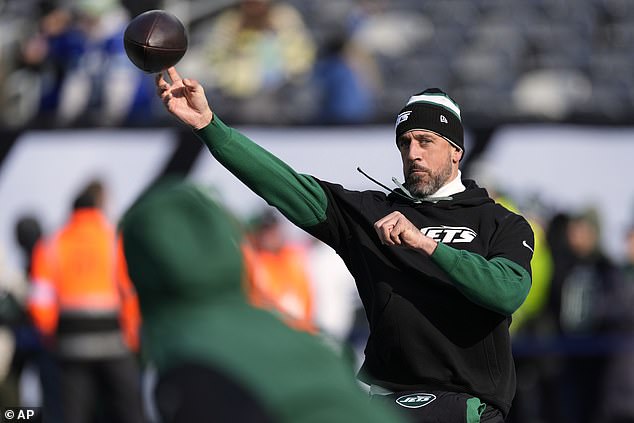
[
  {"left": 28, "top": 180, "right": 145, "bottom": 423},
  {"left": 243, "top": 208, "right": 316, "bottom": 333}
]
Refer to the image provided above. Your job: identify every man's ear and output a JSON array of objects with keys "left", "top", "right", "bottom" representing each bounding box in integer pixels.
[{"left": 452, "top": 147, "right": 463, "bottom": 163}]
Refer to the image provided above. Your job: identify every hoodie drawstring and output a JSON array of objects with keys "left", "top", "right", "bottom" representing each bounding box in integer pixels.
[{"left": 356, "top": 167, "right": 453, "bottom": 203}]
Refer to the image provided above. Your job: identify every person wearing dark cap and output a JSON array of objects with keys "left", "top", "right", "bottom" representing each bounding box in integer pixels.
[
  {"left": 119, "top": 180, "right": 405, "bottom": 423},
  {"left": 155, "top": 67, "right": 534, "bottom": 422}
]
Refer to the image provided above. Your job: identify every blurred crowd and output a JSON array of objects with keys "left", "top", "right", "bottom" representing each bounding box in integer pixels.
[{"left": 1, "top": 0, "right": 634, "bottom": 129}]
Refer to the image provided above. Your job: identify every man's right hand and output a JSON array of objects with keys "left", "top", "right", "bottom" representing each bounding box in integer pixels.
[
  {"left": 156, "top": 67, "right": 214, "bottom": 130},
  {"left": 374, "top": 211, "right": 438, "bottom": 255}
]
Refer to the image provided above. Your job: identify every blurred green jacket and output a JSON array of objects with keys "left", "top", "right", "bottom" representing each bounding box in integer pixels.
[{"left": 120, "top": 180, "right": 404, "bottom": 423}]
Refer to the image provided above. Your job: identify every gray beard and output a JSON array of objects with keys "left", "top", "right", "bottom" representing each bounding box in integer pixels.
[{"left": 404, "top": 156, "right": 453, "bottom": 198}]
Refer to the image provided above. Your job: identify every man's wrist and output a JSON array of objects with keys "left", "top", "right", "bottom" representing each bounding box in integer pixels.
[
  {"left": 417, "top": 236, "right": 438, "bottom": 256},
  {"left": 193, "top": 110, "right": 214, "bottom": 130}
]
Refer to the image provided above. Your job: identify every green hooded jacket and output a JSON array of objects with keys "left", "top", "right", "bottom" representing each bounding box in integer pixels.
[{"left": 120, "top": 180, "right": 405, "bottom": 423}]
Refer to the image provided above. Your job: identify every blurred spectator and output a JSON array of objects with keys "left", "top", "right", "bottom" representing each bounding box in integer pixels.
[
  {"left": 0, "top": 0, "right": 34, "bottom": 116},
  {"left": 3, "top": 0, "right": 154, "bottom": 128},
  {"left": 512, "top": 69, "right": 592, "bottom": 120},
  {"left": 0, "top": 245, "right": 28, "bottom": 406},
  {"left": 556, "top": 209, "right": 616, "bottom": 335},
  {"left": 344, "top": 0, "right": 434, "bottom": 119},
  {"left": 548, "top": 208, "right": 619, "bottom": 423},
  {"left": 27, "top": 180, "right": 144, "bottom": 423},
  {"left": 119, "top": 179, "right": 405, "bottom": 423},
  {"left": 1, "top": 2, "right": 74, "bottom": 127},
  {"left": 311, "top": 33, "right": 380, "bottom": 124},
  {"left": 13, "top": 215, "right": 63, "bottom": 423},
  {"left": 597, "top": 226, "right": 634, "bottom": 423},
  {"left": 15, "top": 216, "right": 43, "bottom": 276},
  {"left": 307, "top": 237, "right": 360, "bottom": 344},
  {"left": 491, "top": 195, "right": 557, "bottom": 423},
  {"left": 55, "top": 0, "right": 154, "bottom": 126},
  {"left": 347, "top": 0, "right": 433, "bottom": 58},
  {"left": 244, "top": 209, "right": 315, "bottom": 333},
  {"left": 192, "top": 0, "right": 316, "bottom": 123},
  {"left": 495, "top": 198, "right": 554, "bottom": 336}
]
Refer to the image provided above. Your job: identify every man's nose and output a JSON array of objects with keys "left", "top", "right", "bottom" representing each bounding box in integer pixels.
[{"left": 407, "top": 142, "right": 423, "bottom": 161}]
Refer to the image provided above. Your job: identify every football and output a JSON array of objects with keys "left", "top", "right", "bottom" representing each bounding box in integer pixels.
[{"left": 123, "top": 10, "right": 188, "bottom": 73}]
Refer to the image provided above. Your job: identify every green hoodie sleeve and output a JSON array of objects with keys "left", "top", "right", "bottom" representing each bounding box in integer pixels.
[
  {"left": 431, "top": 243, "right": 531, "bottom": 316},
  {"left": 195, "top": 116, "right": 328, "bottom": 227}
]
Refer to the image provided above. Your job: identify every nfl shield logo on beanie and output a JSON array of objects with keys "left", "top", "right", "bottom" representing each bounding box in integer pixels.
[{"left": 395, "top": 88, "right": 464, "bottom": 153}]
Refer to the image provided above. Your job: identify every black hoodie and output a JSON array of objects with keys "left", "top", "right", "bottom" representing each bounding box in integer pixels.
[
  {"left": 196, "top": 116, "right": 534, "bottom": 416},
  {"left": 305, "top": 179, "right": 533, "bottom": 415}
]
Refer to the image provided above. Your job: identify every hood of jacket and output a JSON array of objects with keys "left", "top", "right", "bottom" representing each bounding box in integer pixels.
[{"left": 120, "top": 179, "right": 246, "bottom": 313}]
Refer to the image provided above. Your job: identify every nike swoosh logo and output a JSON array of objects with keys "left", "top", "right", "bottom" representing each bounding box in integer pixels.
[{"left": 522, "top": 240, "right": 534, "bottom": 253}]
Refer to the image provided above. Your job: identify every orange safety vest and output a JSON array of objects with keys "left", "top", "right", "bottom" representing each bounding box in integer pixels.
[
  {"left": 243, "top": 243, "right": 315, "bottom": 333},
  {"left": 28, "top": 209, "right": 141, "bottom": 351}
]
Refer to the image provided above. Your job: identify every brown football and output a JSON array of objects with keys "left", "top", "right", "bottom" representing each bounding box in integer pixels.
[{"left": 123, "top": 10, "right": 188, "bottom": 73}]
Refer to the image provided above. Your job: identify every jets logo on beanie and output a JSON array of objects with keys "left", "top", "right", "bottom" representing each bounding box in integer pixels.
[{"left": 395, "top": 88, "right": 464, "bottom": 153}]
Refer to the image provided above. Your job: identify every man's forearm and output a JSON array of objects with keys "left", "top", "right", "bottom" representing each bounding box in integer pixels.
[
  {"left": 195, "top": 116, "right": 328, "bottom": 227},
  {"left": 430, "top": 243, "right": 531, "bottom": 316}
]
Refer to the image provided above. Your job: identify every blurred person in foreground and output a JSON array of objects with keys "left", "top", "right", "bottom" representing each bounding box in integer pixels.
[
  {"left": 28, "top": 180, "right": 144, "bottom": 423},
  {"left": 155, "top": 67, "right": 534, "bottom": 422},
  {"left": 120, "top": 179, "right": 405, "bottom": 423}
]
